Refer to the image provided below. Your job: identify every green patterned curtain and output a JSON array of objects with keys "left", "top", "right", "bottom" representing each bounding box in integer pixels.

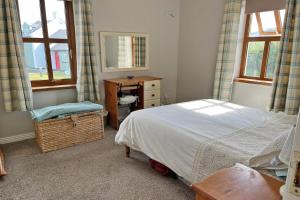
[
  {"left": 270, "top": 0, "right": 300, "bottom": 115},
  {"left": 0, "top": 0, "right": 33, "bottom": 112},
  {"left": 134, "top": 37, "right": 146, "bottom": 67},
  {"left": 118, "top": 36, "right": 132, "bottom": 67},
  {"left": 73, "top": 0, "right": 100, "bottom": 102},
  {"left": 213, "top": 0, "right": 244, "bottom": 101}
]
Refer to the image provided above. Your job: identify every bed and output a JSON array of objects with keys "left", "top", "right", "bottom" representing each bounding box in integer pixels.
[{"left": 115, "top": 99, "right": 296, "bottom": 183}]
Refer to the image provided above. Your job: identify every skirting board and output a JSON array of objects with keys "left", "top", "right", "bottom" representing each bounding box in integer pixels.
[{"left": 0, "top": 132, "right": 35, "bottom": 144}]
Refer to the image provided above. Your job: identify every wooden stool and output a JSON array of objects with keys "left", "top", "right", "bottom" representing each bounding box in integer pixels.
[{"left": 192, "top": 163, "right": 283, "bottom": 200}]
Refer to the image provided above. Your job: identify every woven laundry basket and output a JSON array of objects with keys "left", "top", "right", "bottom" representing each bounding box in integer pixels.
[{"left": 35, "top": 110, "right": 104, "bottom": 153}]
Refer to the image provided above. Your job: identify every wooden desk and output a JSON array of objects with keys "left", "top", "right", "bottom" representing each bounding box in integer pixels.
[
  {"left": 104, "top": 76, "right": 162, "bottom": 129},
  {"left": 192, "top": 164, "right": 283, "bottom": 200}
]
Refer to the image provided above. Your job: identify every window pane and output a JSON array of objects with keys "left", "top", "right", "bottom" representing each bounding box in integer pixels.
[
  {"left": 249, "top": 14, "right": 259, "bottom": 37},
  {"left": 244, "top": 42, "right": 264, "bottom": 77},
  {"left": 266, "top": 41, "right": 280, "bottom": 79},
  {"left": 280, "top": 10, "right": 286, "bottom": 26},
  {"left": 50, "top": 43, "right": 71, "bottom": 80},
  {"left": 24, "top": 43, "right": 48, "bottom": 80},
  {"left": 260, "top": 11, "right": 277, "bottom": 33},
  {"left": 18, "top": 0, "right": 43, "bottom": 38},
  {"left": 45, "top": 0, "right": 68, "bottom": 39}
]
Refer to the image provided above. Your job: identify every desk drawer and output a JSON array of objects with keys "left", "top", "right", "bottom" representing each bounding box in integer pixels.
[
  {"left": 144, "top": 90, "right": 160, "bottom": 100},
  {"left": 144, "top": 80, "right": 160, "bottom": 91},
  {"left": 144, "top": 99, "right": 161, "bottom": 108}
]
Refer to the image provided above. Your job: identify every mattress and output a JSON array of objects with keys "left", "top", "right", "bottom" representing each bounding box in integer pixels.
[{"left": 115, "top": 99, "right": 296, "bottom": 183}]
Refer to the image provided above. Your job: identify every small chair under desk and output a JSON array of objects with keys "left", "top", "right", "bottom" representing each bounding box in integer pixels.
[{"left": 104, "top": 76, "right": 162, "bottom": 129}]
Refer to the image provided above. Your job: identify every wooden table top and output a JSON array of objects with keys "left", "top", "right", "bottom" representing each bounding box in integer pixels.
[
  {"left": 104, "top": 76, "right": 161, "bottom": 85},
  {"left": 192, "top": 164, "right": 284, "bottom": 200}
]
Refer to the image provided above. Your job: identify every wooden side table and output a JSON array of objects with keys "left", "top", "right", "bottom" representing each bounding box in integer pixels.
[
  {"left": 104, "top": 76, "right": 162, "bottom": 129},
  {"left": 192, "top": 164, "right": 283, "bottom": 200}
]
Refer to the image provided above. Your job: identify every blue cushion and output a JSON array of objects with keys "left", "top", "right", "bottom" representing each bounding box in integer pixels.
[{"left": 31, "top": 101, "right": 103, "bottom": 122}]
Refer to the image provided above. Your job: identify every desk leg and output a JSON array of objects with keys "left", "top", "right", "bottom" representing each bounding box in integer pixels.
[{"left": 125, "top": 146, "right": 130, "bottom": 158}]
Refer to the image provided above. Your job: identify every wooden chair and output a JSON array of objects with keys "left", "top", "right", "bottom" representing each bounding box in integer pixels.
[{"left": 0, "top": 147, "right": 6, "bottom": 176}]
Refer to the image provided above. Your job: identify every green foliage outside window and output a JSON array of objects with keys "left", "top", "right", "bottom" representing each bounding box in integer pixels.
[
  {"left": 244, "top": 41, "right": 280, "bottom": 79},
  {"left": 245, "top": 42, "right": 264, "bottom": 77},
  {"left": 266, "top": 42, "right": 280, "bottom": 78}
]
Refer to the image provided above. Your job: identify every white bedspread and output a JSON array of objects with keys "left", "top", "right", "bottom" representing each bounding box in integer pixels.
[{"left": 115, "top": 99, "right": 296, "bottom": 183}]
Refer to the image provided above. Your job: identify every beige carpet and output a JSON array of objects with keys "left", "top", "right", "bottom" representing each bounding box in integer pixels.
[{"left": 0, "top": 128, "right": 194, "bottom": 200}]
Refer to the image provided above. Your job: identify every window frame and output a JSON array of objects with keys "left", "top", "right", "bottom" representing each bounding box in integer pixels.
[
  {"left": 239, "top": 11, "right": 283, "bottom": 83},
  {"left": 17, "top": 0, "right": 77, "bottom": 89}
]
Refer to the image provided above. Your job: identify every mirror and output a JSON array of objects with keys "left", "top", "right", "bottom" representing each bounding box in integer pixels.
[{"left": 100, "top": 32, "right": 149, "bottom": 72}]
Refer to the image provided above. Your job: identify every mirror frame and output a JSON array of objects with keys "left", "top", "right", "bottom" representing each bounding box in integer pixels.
[{"left": 99, "top": 32, "right": 150, "bottom": 72}]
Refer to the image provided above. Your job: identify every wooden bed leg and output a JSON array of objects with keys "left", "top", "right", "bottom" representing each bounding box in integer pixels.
[{"left": 125, "top": 146, "right": 130, "bottom": 158}]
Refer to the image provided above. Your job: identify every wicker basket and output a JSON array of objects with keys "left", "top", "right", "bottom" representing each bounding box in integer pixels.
[{"left": 35, "top": 111, "right": 104, "bottom": 153}]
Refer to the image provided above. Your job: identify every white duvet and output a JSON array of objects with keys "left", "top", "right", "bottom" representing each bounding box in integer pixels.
[{"left": 115, "top": 99, "right": 296, "bottom": 183}]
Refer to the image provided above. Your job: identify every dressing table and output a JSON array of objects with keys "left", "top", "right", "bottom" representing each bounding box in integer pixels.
[{"left": 104, "top": 76, "right": 162, "bottom": 129}]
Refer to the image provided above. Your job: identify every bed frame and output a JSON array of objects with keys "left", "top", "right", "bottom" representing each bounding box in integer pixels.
[{"left": 125, "top": 146, "right": 130, "bottom": 158}]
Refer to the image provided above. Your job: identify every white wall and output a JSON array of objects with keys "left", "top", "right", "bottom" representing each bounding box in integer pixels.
[
  {"left": 93, "top": 0, "right": 180, "bottom": 104},
  {"left": 176, "top": 0, "right": 225, "bottom": 102},
  {"left": 0, "top": 0, "right": 180, "bottom": 139},
  {"left": 176, "top": 0, "right": 273, "bottom": 111},
  {"left": 0, "top": 89, "right": 76, "bottom": 138},
  {"left": 232, "top": 82, "right": 272, "bottom": 110}
]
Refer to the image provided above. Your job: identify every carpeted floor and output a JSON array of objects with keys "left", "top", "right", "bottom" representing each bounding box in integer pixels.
[{"left": 0, "top": 128, "right": 194, "bottom": 200}]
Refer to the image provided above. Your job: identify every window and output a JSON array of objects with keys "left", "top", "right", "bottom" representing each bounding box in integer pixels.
[
  {"left": 239, "top": 10, "right": 286, "bottom": 84},
  {"left": 17, "top": 0, "right": 76, "bottom": 88}
]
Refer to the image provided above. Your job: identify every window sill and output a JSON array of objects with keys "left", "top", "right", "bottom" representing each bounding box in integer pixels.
[
  {"left": 234, "top": 78, "right": 272, "bottom": 86},
  {"left": 32, "top": 84, "right": 76, "bottom": 92}
]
